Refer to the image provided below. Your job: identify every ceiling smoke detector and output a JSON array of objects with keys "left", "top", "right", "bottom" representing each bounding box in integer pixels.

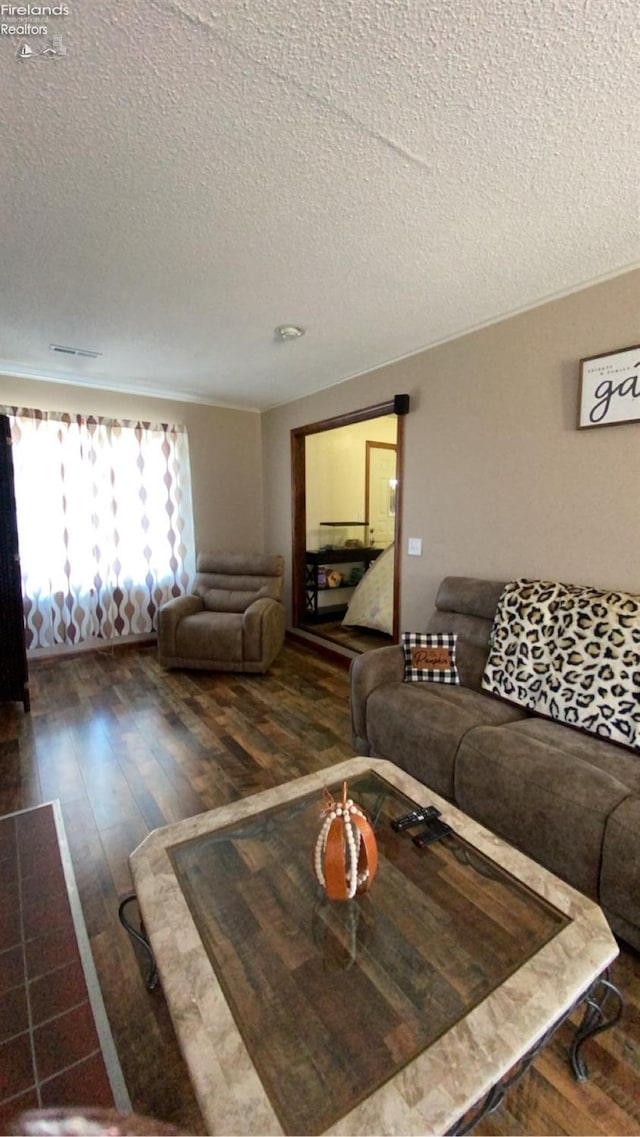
[
  {"left": 50, "top": 343, "right": 102, "bottom": 358},
  {"left": 275, "top": 325, "right": 305, "bottom": 341}
]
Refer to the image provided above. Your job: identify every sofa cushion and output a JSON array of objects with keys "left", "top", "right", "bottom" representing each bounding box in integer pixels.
[
  {"left": 175, "top": 611, "right": 243, "bottom": 662},
  {"left": 455, "top": 720, "right": 631, "bottom": 900},
  {"left": 197, "top": 585, "right": 274, "bottom": 613},
  {"left": 194, "top": 552, "right": 284, "bottom": 611},
  {"left": 434, "top": 576, "right": 507, "bottom": 621},
  {"left": 496, "top": 717, "right": 640, "bottom": 794},
  {"left": 365, "top": 683, "right": 526, "bottom": 799},
  {"left": 601, "top": 795, "right": 640, "bottom": 948},
  {"left": 426, "top": 577, "right": 506, "bottom": 690},
  {"left": 196, "top": 551, "right": 284, "bottom": 579}
]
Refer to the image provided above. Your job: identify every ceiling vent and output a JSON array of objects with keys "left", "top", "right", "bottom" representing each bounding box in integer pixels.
[{"left": 50, "top": 344, "right": 102, "bottom": 358}]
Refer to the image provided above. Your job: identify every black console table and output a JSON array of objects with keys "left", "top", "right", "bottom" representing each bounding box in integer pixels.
[{"left": 304, "top": 546, "right": 382, "bottom": 620}]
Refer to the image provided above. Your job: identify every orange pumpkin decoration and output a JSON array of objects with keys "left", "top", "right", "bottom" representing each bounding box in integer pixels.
[{"left": 313, "top": 781, "right": 378, "bottom": 900}]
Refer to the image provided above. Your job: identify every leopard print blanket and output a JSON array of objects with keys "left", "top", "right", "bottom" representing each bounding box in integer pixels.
[{"left": 482, "top": 578, "right": 640, "bottom": 750}]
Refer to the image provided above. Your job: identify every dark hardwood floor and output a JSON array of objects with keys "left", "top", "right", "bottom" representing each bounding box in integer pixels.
[
  {"left": 297, "top": 619, "right": 394, "bottom": 654},
  {"left": 0, "top": 643, "right": 638, "bottom": 1136}
]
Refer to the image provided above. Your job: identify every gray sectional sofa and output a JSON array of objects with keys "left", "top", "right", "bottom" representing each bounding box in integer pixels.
[{"left": 350, "top": 576, "right": 640, "bottom": 951}]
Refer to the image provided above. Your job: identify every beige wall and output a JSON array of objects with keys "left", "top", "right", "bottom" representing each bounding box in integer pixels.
[
  {"left": 263, "top": 268, "right": 640, "bottom": 629},
  {"left": 0, "top": 375, "right": 264, "bottom": 555}
]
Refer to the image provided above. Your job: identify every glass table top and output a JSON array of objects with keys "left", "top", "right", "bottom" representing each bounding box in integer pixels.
[{"left": 168, "top": 771, "right": 567, "bottom": 1136}]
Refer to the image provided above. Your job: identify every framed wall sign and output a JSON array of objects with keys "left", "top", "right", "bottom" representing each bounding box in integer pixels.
[{"left": 578, "top": 343, "right": 640, "bottom": 429}]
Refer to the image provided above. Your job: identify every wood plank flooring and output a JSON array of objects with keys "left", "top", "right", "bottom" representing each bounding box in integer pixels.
[
  {"left": 0, "top": 643, "right": 638, "bottom": 1136},
  {"left": 297, "top": 619, "right": 394, "bottom": 654}
]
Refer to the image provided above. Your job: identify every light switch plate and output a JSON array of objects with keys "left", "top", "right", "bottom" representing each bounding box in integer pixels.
[{"left": 407, "top": 537, "right": 422, "bottom": 556}]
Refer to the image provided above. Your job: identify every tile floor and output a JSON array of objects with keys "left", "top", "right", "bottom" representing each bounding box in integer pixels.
[{"left": 0, "top": 804, "right": 117, "bottom": 1131}]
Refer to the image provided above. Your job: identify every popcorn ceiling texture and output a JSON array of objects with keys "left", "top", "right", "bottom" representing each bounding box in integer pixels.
[{"left": 1, "top": 0, "right": 639, "bottom": 409}]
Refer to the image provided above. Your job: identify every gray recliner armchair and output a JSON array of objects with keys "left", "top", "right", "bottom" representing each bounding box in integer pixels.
[{"left": 157, "top": 552, "right": 285, "bottom": 673}]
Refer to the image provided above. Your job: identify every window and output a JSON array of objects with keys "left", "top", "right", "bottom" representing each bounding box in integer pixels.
[{"left": 8, "top": 408, "right": 196, "bottom": 650}]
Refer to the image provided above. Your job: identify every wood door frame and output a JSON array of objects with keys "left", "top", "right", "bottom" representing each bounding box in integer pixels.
[{"left": 290, "top": 398, "right": 405, "bottom": 638}]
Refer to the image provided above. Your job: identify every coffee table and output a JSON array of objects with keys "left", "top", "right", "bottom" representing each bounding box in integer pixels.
[{"left": 126, "top": 757, "right": 621, "bottom": 1135}]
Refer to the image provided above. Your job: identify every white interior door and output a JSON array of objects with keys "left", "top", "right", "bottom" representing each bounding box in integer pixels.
[{"left": 366, "top": 443, "right": 397, "bottom": 548}]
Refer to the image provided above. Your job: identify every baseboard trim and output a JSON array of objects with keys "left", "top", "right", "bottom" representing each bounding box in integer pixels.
[{"left": 29, "top": 636, "right": 157, "bottom": 665}]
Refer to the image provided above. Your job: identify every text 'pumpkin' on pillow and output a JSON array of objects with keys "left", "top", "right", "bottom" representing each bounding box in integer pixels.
[{"left": 402, "top": 632, "right": 460, "bottom": 684}]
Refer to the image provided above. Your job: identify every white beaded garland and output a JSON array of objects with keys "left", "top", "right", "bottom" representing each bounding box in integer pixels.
[{"left": 314, "top": 797, "right": 370, "bottom": 898}]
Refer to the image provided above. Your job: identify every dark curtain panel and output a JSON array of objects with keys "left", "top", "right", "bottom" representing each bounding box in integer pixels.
[{"left": 0, "top": 414, "right": 29, "bottom": 710}]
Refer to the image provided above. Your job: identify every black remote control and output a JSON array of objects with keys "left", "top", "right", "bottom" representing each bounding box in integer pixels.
[
  {"left": 391, "top": 805, "right": 441, "bottom": 832},
  {"left": 412, "top": 818, "right": 452, "bottom": 848}
]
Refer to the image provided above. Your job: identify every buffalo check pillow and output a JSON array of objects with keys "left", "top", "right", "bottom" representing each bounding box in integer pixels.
[{"left": 402, "top": 632, "right": 460, "bottom": 684}]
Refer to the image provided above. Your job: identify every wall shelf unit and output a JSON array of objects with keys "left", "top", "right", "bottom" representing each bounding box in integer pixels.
[{"left": 304, "top": 545, "right": 382, "bottom": 621}]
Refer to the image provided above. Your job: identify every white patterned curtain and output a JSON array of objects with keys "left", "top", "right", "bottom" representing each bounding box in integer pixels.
[{"left": 7, "top": 408, "right": 196, "bottom": 651}]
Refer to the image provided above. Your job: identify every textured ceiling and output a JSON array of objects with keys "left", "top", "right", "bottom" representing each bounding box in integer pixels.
[{"left": 1, "top": 0, "right": 639, "bottom": 411}]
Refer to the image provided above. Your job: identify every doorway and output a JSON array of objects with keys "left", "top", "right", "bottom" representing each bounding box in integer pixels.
[{"left": 290, "top": 397, "right": 406, "bottom": 652}]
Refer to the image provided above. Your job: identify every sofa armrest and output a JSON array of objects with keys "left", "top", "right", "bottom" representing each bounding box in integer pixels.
[
  {"left": 158, "top": 595, "right": 203, "bottom": 659},
  {"left": 243, "top": 597, "right": 285, "bottom": 669},
  {"left": 349, "top": 645, "right": 405, "bottom": 752}
]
